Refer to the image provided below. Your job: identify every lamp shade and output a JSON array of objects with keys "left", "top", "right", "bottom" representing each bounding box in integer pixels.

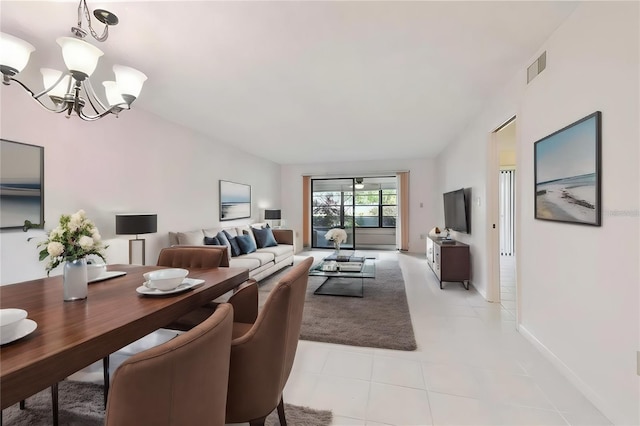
[
  {"left": 264, "top": 209, "right": 281, "bottom": 220},
  {"left": 57, "top": 36, "right": 103, "bottom": 79},
  {"left": 102, "top": 81, "right": 127, "bottom": 107},
  {"left": 0, "top": 32, "right": 35, "bottom": 74},
  {"left": 113, "top": 65, "right": 147, "bottom": 99},
  {"left": 115, "top": 214, "right": 157, "bottom": 235},
  {"left": 41, "top": 68, "right": 71, "bottom": 99}
]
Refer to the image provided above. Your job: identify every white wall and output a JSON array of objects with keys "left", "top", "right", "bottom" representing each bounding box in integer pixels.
[
  {"left": 437, "top": 2, "right": 639, "bottom": 424},
  {"left": 281, "top": 158, "right": 436, "bottom": 254},
  {"left": 1, "top": 86, "right": 281, "bottom": 285},
  {"left": 518, "top": 3, "right": 639, "bottom": 424}
]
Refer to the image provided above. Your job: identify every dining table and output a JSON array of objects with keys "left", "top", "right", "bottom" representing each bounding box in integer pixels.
[{"left": 0, "top": 264, "right": 249, "bottom": 410}]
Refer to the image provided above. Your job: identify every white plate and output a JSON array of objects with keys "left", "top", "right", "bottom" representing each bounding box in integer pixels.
[
  {"left": 136, "top": 278, "right": 205, "bottom": 296},
  {"left": 88, "top": 271, "right": 127, "bottom": 283},
  {"left": 0, "top": 319, "right": 37, "bottom": 345}
]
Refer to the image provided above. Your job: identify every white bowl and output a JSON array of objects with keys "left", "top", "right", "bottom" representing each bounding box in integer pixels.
[
  {"left": 87, "top": 262, "right": 107, "bottom": 281},
  {"left": 0, "top": 308, "right": 28, "bottom": 339},
  {"left": 143, "top": 268, "right": 189, "bottom": 291}
]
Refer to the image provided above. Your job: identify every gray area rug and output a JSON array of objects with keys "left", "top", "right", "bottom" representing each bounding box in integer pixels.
[
  {"left": 260, "top": 258, "right": 417, "bottom": 351},
  {"left": 3, "top": 381, "right": 332, "bottom": 426}
]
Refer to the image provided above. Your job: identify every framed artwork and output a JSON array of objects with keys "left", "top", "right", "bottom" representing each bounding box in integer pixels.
[
  {"left": 219, "top": 180, "right": 251, "bottom": 221},
  {"left": 534, "top": 111, "right": 601, "bottom": 226},
  {"left": 1, "top": 139, "right": 45, "bottom": 230}
]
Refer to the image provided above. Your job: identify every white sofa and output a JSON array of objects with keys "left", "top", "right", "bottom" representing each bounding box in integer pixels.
[{"left": 168, "top": 223, "right": 294, "bottom": 281}]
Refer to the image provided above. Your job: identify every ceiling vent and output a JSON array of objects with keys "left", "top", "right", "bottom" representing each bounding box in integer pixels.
[{"left": 527, "top": 51, "right": 546, "bottom": 83}]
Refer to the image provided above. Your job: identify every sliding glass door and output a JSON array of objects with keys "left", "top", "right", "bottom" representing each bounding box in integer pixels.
[
  {"left": 311, "top": 178, "right": 354, "bottom": 249},
  {"left": 311, "top": 177, "right": 398, "bottom": 250}
]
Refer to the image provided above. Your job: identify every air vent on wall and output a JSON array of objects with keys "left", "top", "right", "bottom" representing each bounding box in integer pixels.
[{"left": 527, "top": 51, "right": 547, "bottom": 83}]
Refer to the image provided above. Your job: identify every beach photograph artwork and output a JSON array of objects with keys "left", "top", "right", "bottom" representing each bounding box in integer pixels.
[
  {"left": 219, "top": 180, "right": 251, "bottom": 221},
  {"left": 534, "top": 112, "right": 601, "bottom": 226},
  {"left": 1, "top": 140, "right": 44, "bottom": 229}
]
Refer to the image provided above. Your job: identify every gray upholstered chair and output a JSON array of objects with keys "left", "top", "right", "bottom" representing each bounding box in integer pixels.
[
  {"left": 225, "top": 256, "right": 313, "bottom": 426},
  {"left": 104, "top": 303, "right": 234, "bottom": 426}
]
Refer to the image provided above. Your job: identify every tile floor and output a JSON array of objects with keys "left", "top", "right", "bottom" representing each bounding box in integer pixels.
[{"left": 73, "top": 250, "right": 612, "bottom": 426}]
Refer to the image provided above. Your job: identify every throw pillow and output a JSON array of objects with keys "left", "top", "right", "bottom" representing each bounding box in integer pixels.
[
  {"left": 177, "top": 230, "right": 204, "bottom": 246},
  {"left": 236, "top": 234, "right": 257, "bottom": 254},
  {"left": 204, "top": 236, "right": 221, "bottom": 245},
  {"left": 223, "top": 230, "right": 242, "bottom": 257},
  {"left": 215, "top": 231, "right": 233, "bottom": 260},
  {"left": 252, "top": 226, "right": 278, "bottom": 248}
]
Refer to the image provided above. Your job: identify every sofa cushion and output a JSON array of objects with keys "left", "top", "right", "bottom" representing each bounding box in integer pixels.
[
  {"left": 241, "top": 251, "right": 274, "bottom": 266},
  {"left": 228, "top": 257, "right": 261, "bottom": 271},
  {"left": 252, "top": 226, "right": 278, "bottom": 248},
  {"left": 236, "top": 234, "right": 257, "bottom": 254},
  {"left": 257, "top": 244, "right": 293, "bottom": 258},
  {"left": 177, "top": 230, "right": 204, "bottom": 246}
]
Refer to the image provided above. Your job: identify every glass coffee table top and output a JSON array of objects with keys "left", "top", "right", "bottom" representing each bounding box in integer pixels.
[{"left": 309, "top": 257, "right": 375, "bottom": 297}]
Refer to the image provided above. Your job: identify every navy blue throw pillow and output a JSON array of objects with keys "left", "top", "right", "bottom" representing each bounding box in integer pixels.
[
  {"left": 223, "top": 230, "right": 242, "bottom": 257},
  {"left": 204, "top": 236, "right": 221, "bottom": 245},
  {"left": 252, "top": 226, "right": 278, "bottom": 248},
  {"left": 236, "top": 234, "right": 257, "bottom": 254}
]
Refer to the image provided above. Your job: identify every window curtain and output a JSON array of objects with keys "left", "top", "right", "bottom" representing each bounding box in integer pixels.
[
  {"left": 396, "top": 172, "right": 409, "bottom": 251},
  {"left": 499, "top": 169, "right": 515, "bottom": 256},
  {"left": 302, "top": 176, "right": 311, "bottom": 248}
]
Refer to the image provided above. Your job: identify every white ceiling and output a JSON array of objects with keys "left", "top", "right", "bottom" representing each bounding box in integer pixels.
[{"left": 1, "top": 1, "right": 578, "bottom": 165}]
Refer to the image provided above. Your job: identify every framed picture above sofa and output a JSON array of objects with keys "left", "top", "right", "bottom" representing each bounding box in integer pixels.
[
  {"left": 219, "top": 180, "right": 251, "bottom": 221},
  {"left": 534, "top": 111, "right": 601, "bottom": 226},
  {"left": 1, "top": 139, "right": 44, "bottom": 230}
]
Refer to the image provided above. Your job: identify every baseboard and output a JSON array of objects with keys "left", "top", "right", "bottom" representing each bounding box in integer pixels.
[{"left": 517, "top": 325, "right": 619, "bottom": 425}]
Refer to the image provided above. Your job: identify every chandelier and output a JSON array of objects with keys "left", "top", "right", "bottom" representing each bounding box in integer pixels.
[{"left": 0, "top": 0, "right": 146, "bottom": 121}]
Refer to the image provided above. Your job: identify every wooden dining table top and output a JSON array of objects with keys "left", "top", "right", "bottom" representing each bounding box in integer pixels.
[{"left": 0, "top": 264, "right": 249, "bottom": 410}]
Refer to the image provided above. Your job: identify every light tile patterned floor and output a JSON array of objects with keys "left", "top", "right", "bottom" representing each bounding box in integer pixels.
[{"left": 72, "top": 250, "right": 612, "bottom": 425}]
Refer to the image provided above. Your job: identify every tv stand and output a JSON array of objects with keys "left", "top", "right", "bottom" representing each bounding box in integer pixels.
[{"left": 426, "top": 236, "right": 470, "bottom": 290}]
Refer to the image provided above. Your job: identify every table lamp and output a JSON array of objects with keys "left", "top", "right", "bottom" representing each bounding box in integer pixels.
[
  {"left": 264, "top": 209, "right": 281, "bottom": 228},
  {"left": 115, "top": 213, "right": 157, "bottom": 265}
]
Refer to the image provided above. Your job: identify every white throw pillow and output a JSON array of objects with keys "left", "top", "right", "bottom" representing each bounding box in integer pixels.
[{"left": 176, "top": 230, "right": 204, "bottom": 246}]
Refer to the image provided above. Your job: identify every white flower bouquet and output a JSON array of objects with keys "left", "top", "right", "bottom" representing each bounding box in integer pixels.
[
  {"left": 37, "top": 209, "right": 107, "bottom": 274},
  {"left": 325, "top": 228, "right": 348, "bottom": 245}
]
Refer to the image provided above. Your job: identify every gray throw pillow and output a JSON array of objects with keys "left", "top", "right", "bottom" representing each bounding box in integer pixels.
[
  {"left": 236, "top": 234, "right": 257, "bottom": 254},
  {"left": 252, "top": 226, "right": 278, "bottom": 248}
]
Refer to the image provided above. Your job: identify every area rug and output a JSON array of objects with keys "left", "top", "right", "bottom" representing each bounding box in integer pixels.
[
  {"left": 3, "top": 381, "right": 332, "bottom": 426},
  {"left": 259, "top": 258, "right": 417, "bottom": 351}
]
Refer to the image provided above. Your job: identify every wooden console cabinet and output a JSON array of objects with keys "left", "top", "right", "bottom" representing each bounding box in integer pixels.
[{"left": 426, "top": 236, "right": 470, "bottom": 290}]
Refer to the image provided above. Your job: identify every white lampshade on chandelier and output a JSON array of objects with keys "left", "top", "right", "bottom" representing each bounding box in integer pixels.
[{"left": 0, "top": 0, "right": 146, "bottom": 121}]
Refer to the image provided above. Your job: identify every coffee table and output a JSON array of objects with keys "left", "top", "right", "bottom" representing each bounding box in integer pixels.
[{"left": 309, "top": 257, "right": 375, "bottom": 298}]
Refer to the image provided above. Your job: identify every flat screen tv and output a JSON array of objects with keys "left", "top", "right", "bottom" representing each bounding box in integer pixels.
[{"left": 443, "top": 188, "right": 469, "bottom": 233}]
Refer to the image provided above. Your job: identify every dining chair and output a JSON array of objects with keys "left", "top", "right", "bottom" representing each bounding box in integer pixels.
[
  {"left": 225, "top": 256, "right": 313, "bottom": 426},
  {"left": 157, "top": 245, "right": 230, "bottom": 268},
  {"left": 104, "top": 303, "right": 234, "bottom": 426},
  {"left": 156, "top": 245, "right": 231, "bottom": 332}
]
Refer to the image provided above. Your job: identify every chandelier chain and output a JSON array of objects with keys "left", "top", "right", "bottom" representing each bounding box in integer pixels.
[{"left": 79, "top": 0, "right": 109, "bottom": 42}]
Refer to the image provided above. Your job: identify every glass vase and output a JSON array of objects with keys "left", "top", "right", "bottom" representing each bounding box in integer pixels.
[
  {"left": 63, "top": 258, "right": 88, "bottom": 301},
  {"left": 333, "top": 241, "right": 341, "bottom": 254}
]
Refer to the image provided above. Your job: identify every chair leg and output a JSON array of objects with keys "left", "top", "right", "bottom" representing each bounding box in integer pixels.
[
  {"left": 19, "top": 400, "right": 25, "bottom": 410},
  {"left": 51, "top": 383, "right": 59, "bottom": 426},
  {"left": 103, "top": 356, "right": 110, "bottom": 408},
  {"left": 277, "top": 396, "right": 287, "bottom": 426}
]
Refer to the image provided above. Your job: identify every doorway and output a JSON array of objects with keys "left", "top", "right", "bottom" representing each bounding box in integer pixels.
[{"left": 489, "top": 117, "right": 518, "bottom": 317}]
